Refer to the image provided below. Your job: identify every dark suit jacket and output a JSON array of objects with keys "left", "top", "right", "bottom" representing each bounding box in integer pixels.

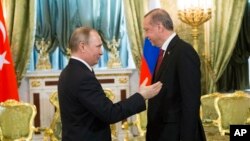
[
  {"left": 146, "top": 35, "right": 206, "bottom": 141},
  {"left": 58, "top": 59, "right": 146, "bottom": 141}
]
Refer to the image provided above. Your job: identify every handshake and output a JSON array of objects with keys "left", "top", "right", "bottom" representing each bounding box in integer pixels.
[{"left": 138, "top": 78, "right": 163, "bottom": 100}]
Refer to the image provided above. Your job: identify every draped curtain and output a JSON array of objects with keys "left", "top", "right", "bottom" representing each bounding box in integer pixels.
[
  {"left": 123, "top": 0, "right": 147, "bottom": 70},
  {"left": 123, "top": 0, "right": 148, "bottom": 131},
  {"left": 2, "top": 0, "right": 36, "bottom": 85},
  {"left": 29, "top": 0, "right": 129, "bottom": 71},
  {"left": 205, "top": 0, "right": 247, "bottom": 93},
  {"left": 217, "top": 1, "right": 250, "bottom": 92}
]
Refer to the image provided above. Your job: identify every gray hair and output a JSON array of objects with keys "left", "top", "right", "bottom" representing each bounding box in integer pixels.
[
  {"left": 69, "top": 27, "right": 96, "bottom": 52},
  {"left": 144, "top": 8, "right": 173, "bottom": 30}
]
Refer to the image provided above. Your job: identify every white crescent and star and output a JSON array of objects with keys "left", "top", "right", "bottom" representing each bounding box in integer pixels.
[
  {"left": 0, "top": 51, "right": 10, "bottom": 70},
  {"left": 0, "top": 21, "right": 10, "bottom": 71}
]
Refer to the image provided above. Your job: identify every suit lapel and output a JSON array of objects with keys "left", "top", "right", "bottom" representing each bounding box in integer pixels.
[{"left": 154, "top": 35, "right": 180, "bottom": 81}]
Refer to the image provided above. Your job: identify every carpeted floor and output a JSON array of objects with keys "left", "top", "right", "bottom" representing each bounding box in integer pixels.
[{"left": 113, "top": 124, "right": 230, "bottom": 141}]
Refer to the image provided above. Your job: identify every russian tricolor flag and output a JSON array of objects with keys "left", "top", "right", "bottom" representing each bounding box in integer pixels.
[{"left": 139, "top": 38, "right": 160, "bottom": 85}]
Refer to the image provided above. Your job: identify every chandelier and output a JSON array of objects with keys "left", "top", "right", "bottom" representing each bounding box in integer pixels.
[{"left": 177, "top": 0, "right": 212, "bottom": 51}]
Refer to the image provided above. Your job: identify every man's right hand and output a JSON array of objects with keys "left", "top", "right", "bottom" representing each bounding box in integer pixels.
[{"left": 139, "top": 78, "right": 163, "bottom": 100}]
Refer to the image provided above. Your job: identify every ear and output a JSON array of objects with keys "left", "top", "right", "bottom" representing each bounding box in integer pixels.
[
  {"left": 157, "top": 23, "right": 164, "bottom": 32},
  {"left": 79, "top": 42, "right": 85, "bottom": 53}
]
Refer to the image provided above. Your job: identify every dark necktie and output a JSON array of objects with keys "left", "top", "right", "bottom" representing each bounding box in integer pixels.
[{"left": 155, "top": 49, "right": 164, "bottom": 75}]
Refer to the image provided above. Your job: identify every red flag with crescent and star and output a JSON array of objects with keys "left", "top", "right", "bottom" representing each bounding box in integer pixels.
[{"left": 0, "top": 1, "right": 19, "bottom": 102}]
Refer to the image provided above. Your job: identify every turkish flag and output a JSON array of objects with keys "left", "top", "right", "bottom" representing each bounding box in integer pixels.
[{"left": 0, "top": 1, "right": 19, "bottom": 102}]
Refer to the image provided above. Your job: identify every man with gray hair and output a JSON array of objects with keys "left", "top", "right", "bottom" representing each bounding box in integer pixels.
[
  {"left": 143, "top": 9, "right": 206, "bottom": 141},
  {"left": 58, "top": 27, "right": 162, "bottom": 141}
]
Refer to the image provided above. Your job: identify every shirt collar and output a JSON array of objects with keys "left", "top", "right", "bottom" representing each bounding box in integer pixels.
[
  {"left": 71, "top": 56, "right": 93, "bottom": 72},
  {"left": 161, "top": 32, "right": 176, "bottom": 51}
]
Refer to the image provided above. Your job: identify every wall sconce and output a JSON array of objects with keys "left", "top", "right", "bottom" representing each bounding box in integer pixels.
[{"left": 177, "top": 0, "right": 212, "bottom": 51}]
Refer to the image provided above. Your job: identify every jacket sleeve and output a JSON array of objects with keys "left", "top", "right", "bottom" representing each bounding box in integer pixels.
[
  {"left": 177, "top": 44, "right": 201, "bottom": 140},
  {"left": 77, "top": 75, "right": 146, "bottom": 124}
]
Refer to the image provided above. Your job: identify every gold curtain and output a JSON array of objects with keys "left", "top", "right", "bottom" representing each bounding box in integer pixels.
[
  {"left": 2, "top": 0, "right": 36, "bottom": 85},
  {"left": 205, "top": 0, "right": 247, "bottom": 93},
  {"left": 123, "top": 0, "right": 149, "bottom": 131},
  {"left": 123, "top": 0, "right": 148, "bottom": 70}
]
